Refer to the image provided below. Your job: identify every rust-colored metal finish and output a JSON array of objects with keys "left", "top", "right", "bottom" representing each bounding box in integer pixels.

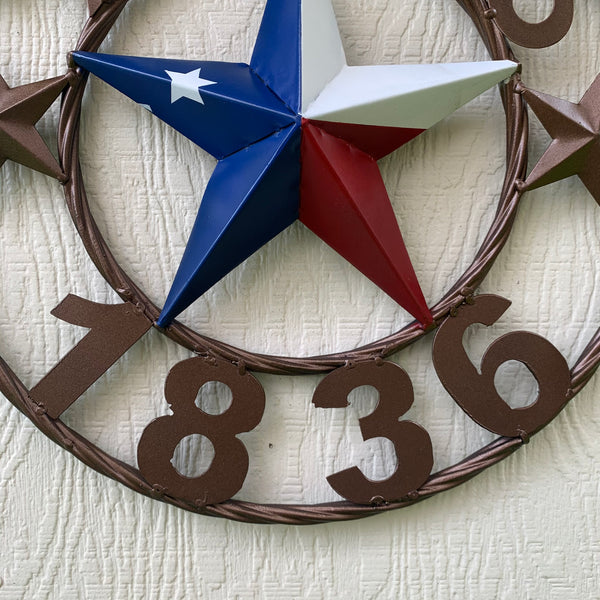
[
  {"left": 519, "top": 75, "right": 600, "bottom": 204},
  {"left": 0, "top": 73, "right": 70, "bottom": 179},
  {"left": 0, "top": 0, "right": 596, "bottom": 524},
  {"left": 88, "top": 0, "right": 105, "bottom": 16},
  {"left": 30, "top": 295, "right": 152, "bottom": 419},
  {"left": 137, "top": 357, "right": 266, "bottom": 506},
  {"left": 313, "top": 361, "right": 433, "bottom": 505},
  {"left": 433, "top": 295, "right": 571, "bottom": 438},
  {"left": 486, "top": 0, "right": 573, "bottom": 49}
]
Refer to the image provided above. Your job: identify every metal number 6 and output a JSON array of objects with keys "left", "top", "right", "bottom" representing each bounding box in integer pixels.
[{"left": 433, "top": 294, "right": 571, "bottom": 438}]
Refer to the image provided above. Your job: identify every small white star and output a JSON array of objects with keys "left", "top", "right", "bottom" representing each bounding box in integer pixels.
[{"left": 165, "top": 68, "right": 217, "bottom": 104}]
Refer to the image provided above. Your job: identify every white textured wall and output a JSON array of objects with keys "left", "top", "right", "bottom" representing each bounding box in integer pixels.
[{"left": 0, "top": 0, "right": 599, "bottom": 598}]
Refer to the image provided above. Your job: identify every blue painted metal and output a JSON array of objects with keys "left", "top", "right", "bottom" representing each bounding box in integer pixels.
[
  {"left": 250, "top": 0, "right": 301, "bottom": 112},
  {"left": 72, "top": 52, "right": 296, "bottom": 159},
  {"left": 157, "top": 122, "right": 302, "bottom": 327}
]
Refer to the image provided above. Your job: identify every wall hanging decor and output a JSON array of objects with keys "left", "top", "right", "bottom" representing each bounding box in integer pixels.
[{"left": 0, "top": 0, "right": 597, "bottom": 524}]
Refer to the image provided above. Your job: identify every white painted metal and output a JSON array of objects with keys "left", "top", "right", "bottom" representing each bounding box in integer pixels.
[
  {"left": 303, "top": 60, "right": 518, "bottom": 126},
  {"left": 300, "top": 0, "right": 346, "bottom": 111},
  {"left": 165, "top": 68, "right": 216, "bottom": 104}
]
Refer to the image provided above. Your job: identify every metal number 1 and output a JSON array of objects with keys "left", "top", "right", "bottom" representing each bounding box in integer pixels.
[{"left": 30, "top": 294, "right": 152, "bottom": 419}]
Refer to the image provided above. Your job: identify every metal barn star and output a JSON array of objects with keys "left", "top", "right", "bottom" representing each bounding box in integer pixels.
[
  {"left": 73, "top": 0, "right": 516, "bottom": 327},
  {"left": 0, "top": 74, "right": 68, "bottom": 179},
  {"left": 521, "top": 75, "right": 600, "bottom": 204}
]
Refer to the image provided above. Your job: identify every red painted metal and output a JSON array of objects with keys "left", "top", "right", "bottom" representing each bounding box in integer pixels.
[
  {"left": 308, "top": 119, "right": 425, "bottom": 160},
  {"left": 299, "top": 121, "right": 432, "bottom": 326}
]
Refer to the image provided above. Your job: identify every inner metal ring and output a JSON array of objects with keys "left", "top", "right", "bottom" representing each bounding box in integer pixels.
[{"left": 59, "top": 0, "right": 527, "bottom": 375}]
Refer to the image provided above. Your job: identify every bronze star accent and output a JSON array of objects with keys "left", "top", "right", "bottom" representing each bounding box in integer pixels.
[
  {"left": 520, "top": 74, "right": 600, "bottom": 204},
  {"left": 0, "top": 74, "right": 69, "bottom": 179}
]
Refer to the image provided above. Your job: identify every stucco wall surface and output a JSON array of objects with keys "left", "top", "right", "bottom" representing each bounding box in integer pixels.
[{"left": 0, "top": 0, "right": 599, "bottom": 598}]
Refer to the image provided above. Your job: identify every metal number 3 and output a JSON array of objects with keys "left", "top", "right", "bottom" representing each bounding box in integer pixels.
[{"left": 313, "top": 360, "right": 434, "bottom": 505}]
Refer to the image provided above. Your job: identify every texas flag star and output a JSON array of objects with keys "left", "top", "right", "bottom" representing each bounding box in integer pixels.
[
  {"left": 166, "top": 68, "right": 217, "bottom": 104},
  {"left": 73, "top": 0, "right": 517, "bottom": 328}
]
